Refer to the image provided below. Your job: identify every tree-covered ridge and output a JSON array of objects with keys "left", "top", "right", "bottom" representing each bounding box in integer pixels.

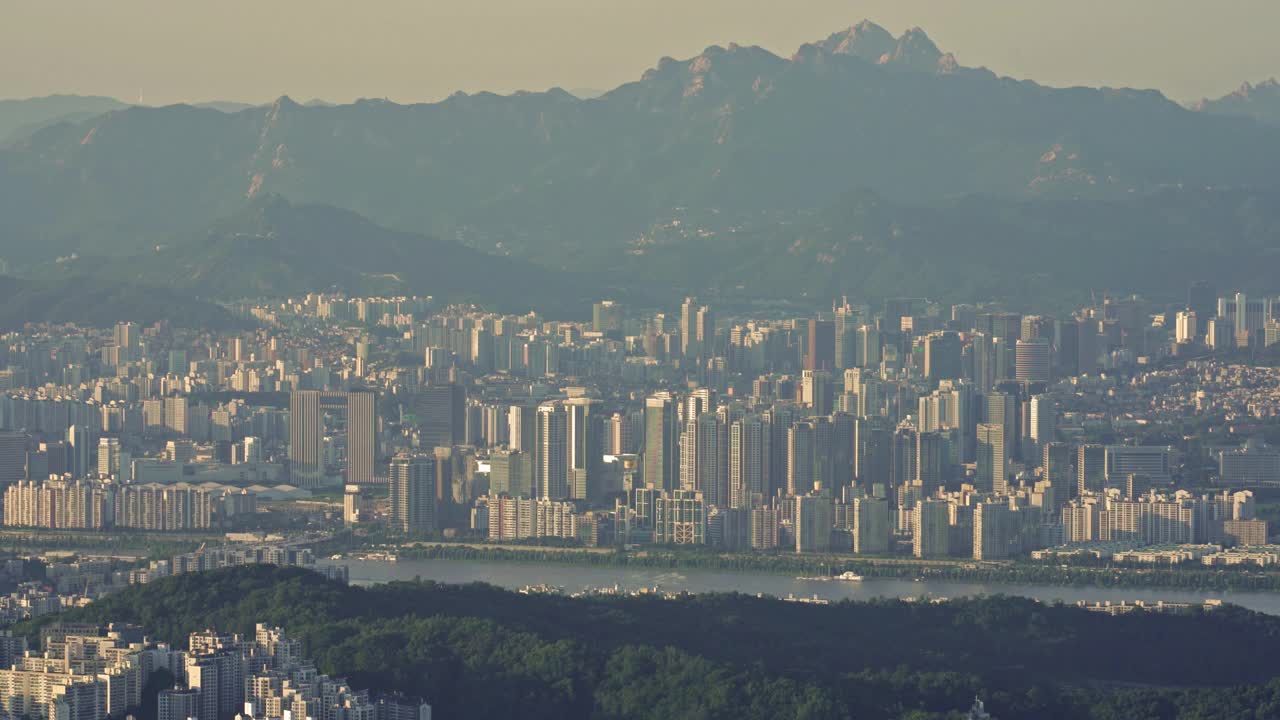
[{"left": 21, "top": 564, "right": 1280, "bottom": 719}]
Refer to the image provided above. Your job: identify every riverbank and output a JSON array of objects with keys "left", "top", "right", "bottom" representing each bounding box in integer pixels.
[
  {"left": 363, "top": 543, "right": 1280, "bottom": 592},
  {"left": 327, "top": 555, "right": 1280, "bottom": 617}
]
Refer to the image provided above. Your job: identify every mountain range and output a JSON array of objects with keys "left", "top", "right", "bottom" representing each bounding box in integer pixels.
[
  {"left": 1, "top": 21, "right": 1279, "bottom": 323},
  {"left": 0, "top": 95, "right": 127, "bottom": 145},
  {"left": 50, "top": 195, "right": 590, "bottom": 314},
  {"left": 1194, "top": 78, "right": 1280, "bottom": 125}
]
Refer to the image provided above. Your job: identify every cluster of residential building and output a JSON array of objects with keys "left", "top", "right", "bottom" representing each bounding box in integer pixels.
[
  {"left": 2, "top": 478, "right": 256, "bottom": 530},
  {"left": 0, "top": 623, "right": 175, "bottom": 720},
  {"left": 162, "top": 624, "right": 428, "bottom": 720},
  {"left": 0, "top": 621, "right": 426, "bottom": 720}
]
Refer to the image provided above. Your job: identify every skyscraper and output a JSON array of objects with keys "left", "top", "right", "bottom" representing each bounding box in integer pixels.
[
  {"left": 787, "top": 420, "right": 815, "bottom": 495},
  {"left": 289, "top": 390, "right": 376, "bottom": 487},
  {"left": 1076, "top": 316, "right": 1099, "bottom": 375},
  {"left": 0, "top": 432, "right": 27, "bottom": 487},
  {"left": 112, "top": 320, "right": 138, "bottom": 351},
  {"left": 923, "top": 331, "right": 963, "bottom": 383},
  {"left": 834, "top": 306, "right": 858, "bottom": 370},
  {"left": 508, "top": 403, "right": 538, "bottom": 455},
  {"left": 97, "top": 437, "right": 123, "bottom": 477},
  {"left": 912, "top": 500, "right": 951, "bottom": 558},
  {"left": 66, "top": 425, "right": 90, "bottom": 478},
  {"left": 794, "top": 494, "right": 832, "bottom": 553},
  {"left": 1175, "top": 311, "right": 1199, "bottom": 345},
  {"left": 728, "top": 414, "right": 769, "bottom": 509},
  {"left": 852, "top": 496, "right": 890, "bottom": 554},
  {"left": 854, "top": 417, "right": 892, "bottom": 492},
  {"left": 804, "top": 319, "right": 835, "bottom": 372},
  {"left": 644, "top": 394, "right": 680, "bottom": 491},
  {"left": 1043, "top": 442, "right": 1074, "bottom": 499},
  {"left": 345, "top": 391, "right": 377, "bottom": 486},
  {"left": 1028, "top": 395, "right": 1056, "bottom": 444},
  {"left": 690, "top": 412, "right": 728, "bottom": 507},
  {"left": 695, "top": 305, "right": 716, "bottom": 359},
  {"left": 592, "top": 300, "right": 624, "bottom": 335},
  {"left": 857, "top": 325, "right": 881, "bottom": 368},
  {"left": 1077, "top": 444, "right": 1106, "bottom": 496},
  {"left": 488, "top": 447, "right": 532, "bottom": 497},
  {"left": 915, "top": 431, "right": 947, "bottom": 492},
  {"left": 536, "top": 403, "right": 568, "bottom": 500},
  {"left": 970, "top": 332, "right": 1012, "bottom": 392},
  {"left": 763, "top": 405, "right": 796, "bottom": 498},
  {"left": 981, "top": 391, "right": 1016, "bottom": 460},
  {"left": 680, "top": 297, "right": 698, "bottom": 358},
  {"left": 1015, "top": 337, "right": 1051, "bottom": 383},
  {"left": 829, "top": 411, "right": 856, "bottom": 488},
  {"left": 163, "top": 396, "right": 188, "bottom": 436},
  {"left": 1054, "top": 319, "right": 1079, "bottom": 378},
  {"left": 390, "top": 453, "right": 437, "bottom": 533},
  {"left": 973, "top": 500, "right": 1013, "bottom": 560},
  {"left": 564, "top": 398, "right": 602, "bottom": 501},
  {"left": 607, "top": 411, "right": 641, "bottom": 455},
  {"left": 800, "top": 370, "right": 833, "bottom": 415},
  {"left": 976, "top": 423, "right": 1006, "bottom": 494}
]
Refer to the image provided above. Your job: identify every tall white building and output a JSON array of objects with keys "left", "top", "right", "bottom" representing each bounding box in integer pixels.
[{"left": 1175, "top": 310, "right": 1198, "bottom": 344}]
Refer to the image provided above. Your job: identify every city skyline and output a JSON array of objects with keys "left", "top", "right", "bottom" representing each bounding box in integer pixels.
[{"left": 6, "top": 5, "right": 1280, "bottom": 718}]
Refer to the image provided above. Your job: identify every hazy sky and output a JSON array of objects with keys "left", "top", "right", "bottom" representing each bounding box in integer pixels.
[{"left": 3, "top": 0, "right": 1278, "bottom": 106}]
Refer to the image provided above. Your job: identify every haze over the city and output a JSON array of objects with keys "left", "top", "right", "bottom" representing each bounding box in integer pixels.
[
  {"left": 6, "top": 3, "right": 1280, "bottom": 720},
  {"left": 3, "top": 0, "right": 1279, "bottom": 105}
]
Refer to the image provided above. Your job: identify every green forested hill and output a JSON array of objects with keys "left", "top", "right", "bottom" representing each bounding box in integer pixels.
[{"left": 23, "top": 564, "right": 1280, "bottom": 720}]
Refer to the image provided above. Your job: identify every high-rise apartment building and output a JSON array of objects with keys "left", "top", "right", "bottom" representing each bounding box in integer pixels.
[
  {"left": 565, "top": 398, "right": 602, "bottom": 501},
  {"left": 390, "top": 453, "right": 437, "bottom": 534},
  {"left": 913, "top": 499, "right": 951, "bottom": 558},
  {"left": 1077, "top": 444, "right": 1106, "bottom": 496},
  {"left": 1043, "top": 442, "right": 1074, "bottom": 498},
  {"left": 728, "top": 414, "right": 769, "bottom": 509},
  {"left": 787, "top": 420, "right": 815, "bottom": 495},
  {"left": 535, "top": 403, "right": 569, "bottom": 500},
  {"left": 794, "top": 494, "right": 832, "bottom": 552},
  {"left": 643, "top": 394, "right": 680, "bottom": 491},
  {"left": 851, "top": 496, "right": 890, "bottom": 554}
]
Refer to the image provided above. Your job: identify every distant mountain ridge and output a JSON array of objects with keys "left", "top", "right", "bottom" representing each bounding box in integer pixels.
[
  {"left": 618, "top": 187, "right": 1280, "bottom": 308},
  {"left": 1194, "top": 78, "right": 1280, "bottom": 125},
  {"left": 0, "top": 95, "right": 301, "bottom": 146},
  {"left": 0, "top": 94, "right": 127, "bottom": 144},
  {"left": 45, "top": 196, "right": 596, "bottom": 316},
  {"left": 0, "top": 21, "right": 1278, "bottom": 317}
]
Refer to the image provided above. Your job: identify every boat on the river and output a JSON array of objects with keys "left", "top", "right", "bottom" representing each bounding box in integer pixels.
[
  {"left": 354, "top": 552, "right": 398, "bottom": 562},
  {"left": 794, "top": 570, "right": 864, "bottom": 582}
]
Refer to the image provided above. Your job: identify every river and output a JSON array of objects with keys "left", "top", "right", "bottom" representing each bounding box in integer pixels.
[{"left": 324, "top": 557, "right": 1280, "bottom": 616}]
